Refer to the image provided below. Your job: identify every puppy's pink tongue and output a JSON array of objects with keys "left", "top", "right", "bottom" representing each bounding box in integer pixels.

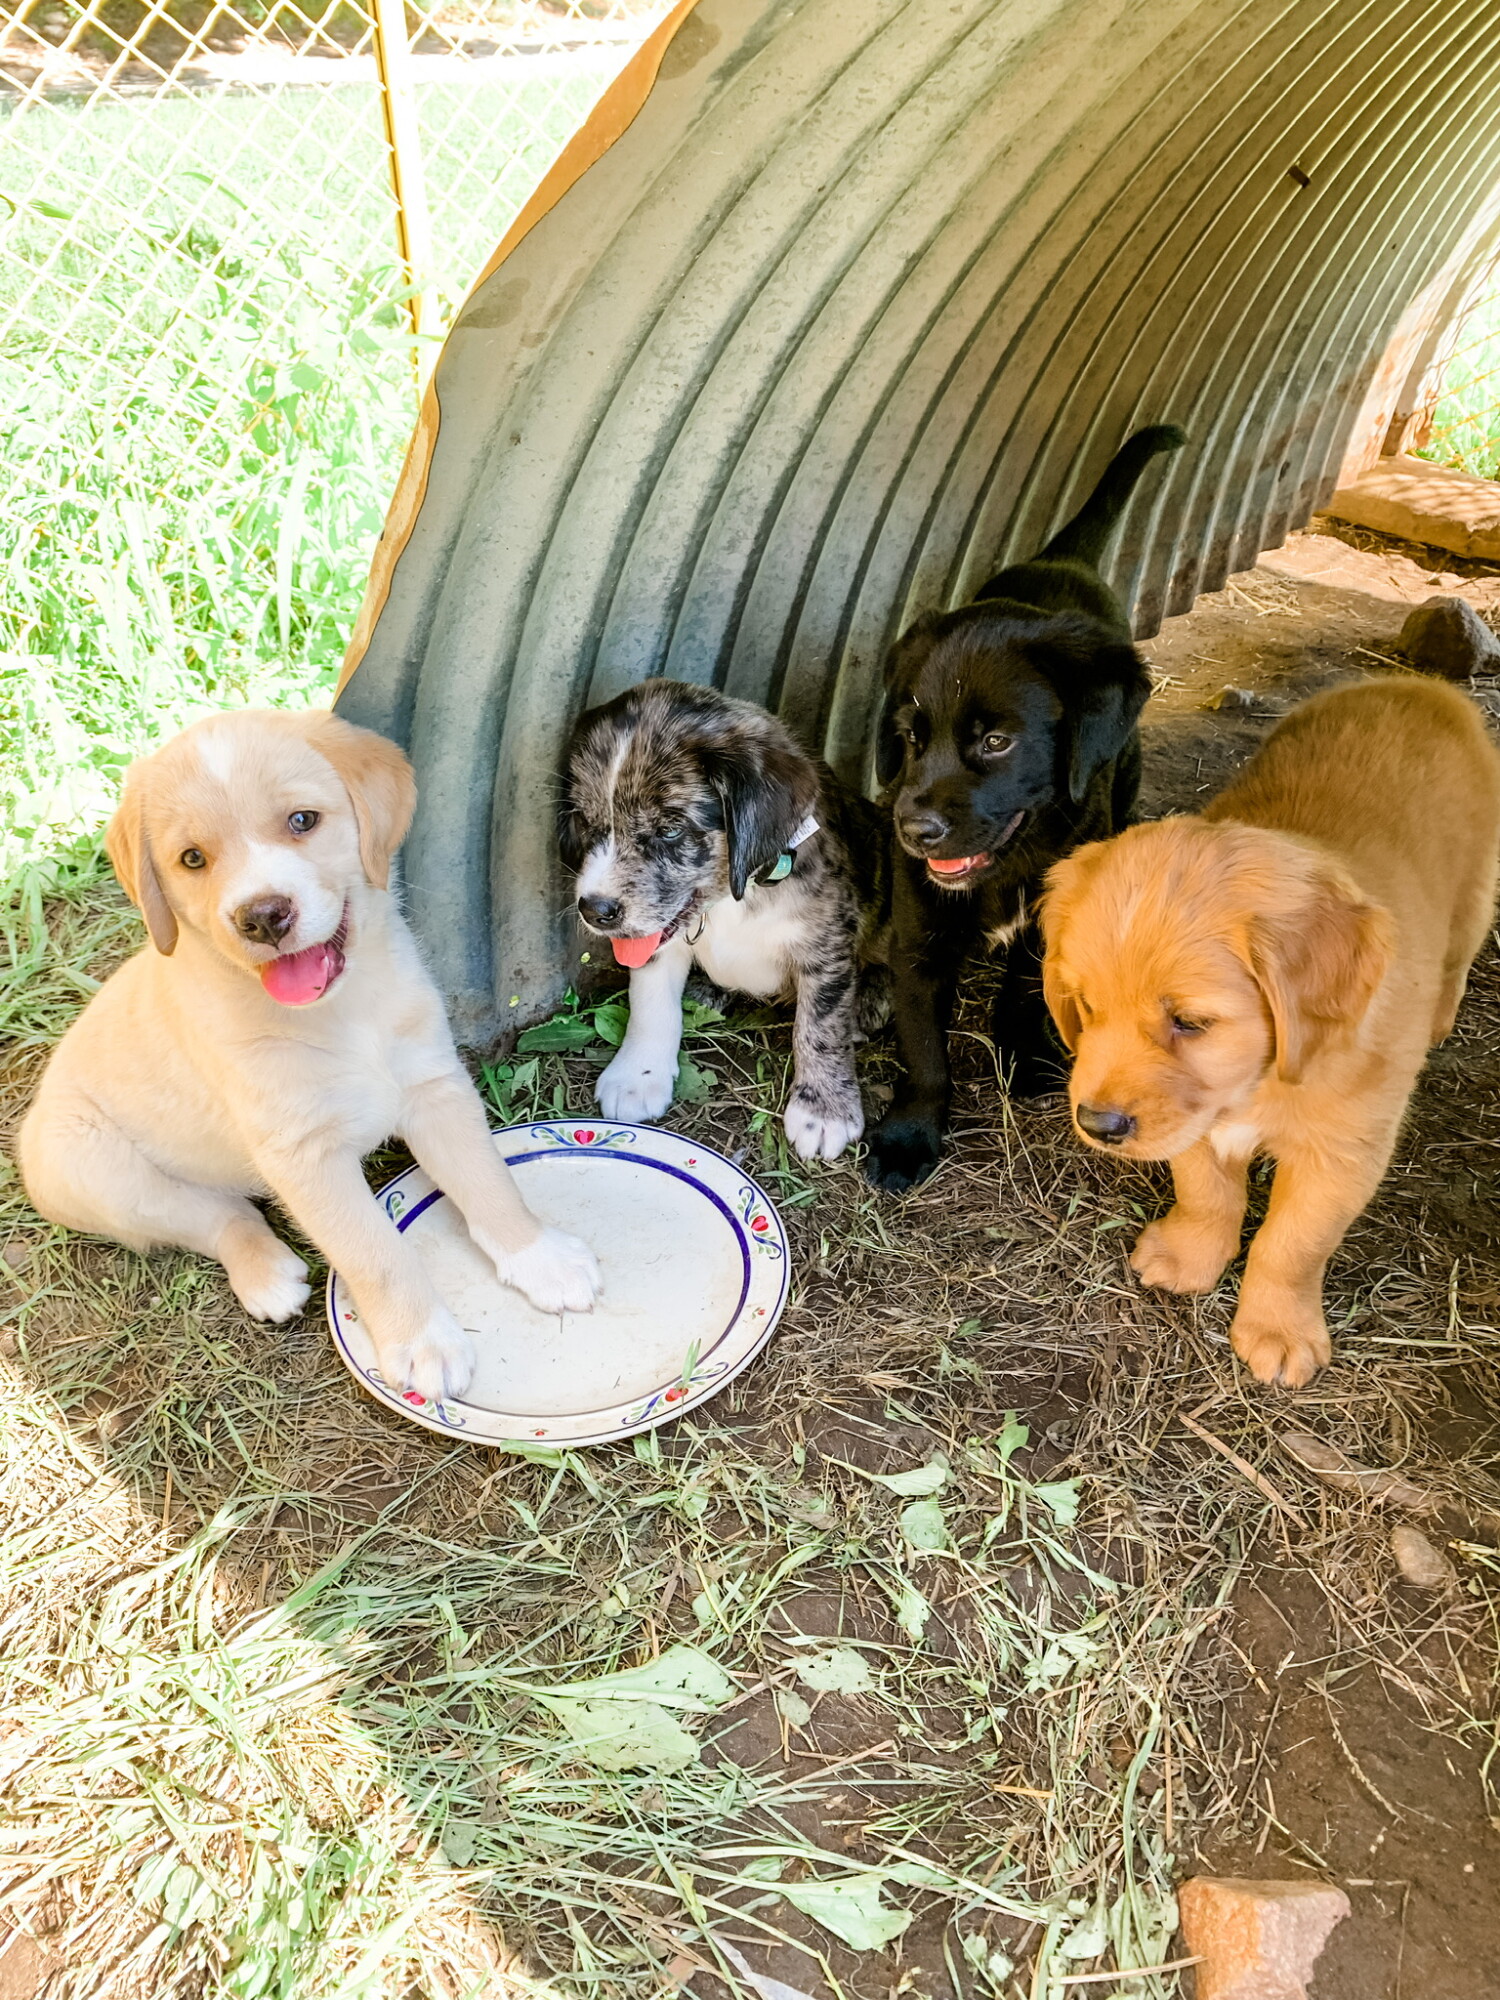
[
  {"left": 611, "top": 932, "right": 663, "bottom": 969},
  {"left": 927, "top": 854, "right": 986, "bottom": 875},
  {"left": 260, "top": 939, "right": 344, "bottom": 1005}
]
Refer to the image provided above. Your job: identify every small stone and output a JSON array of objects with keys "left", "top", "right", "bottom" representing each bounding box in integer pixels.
[
  {"left": 1397, "top": 596, "right": 1500, "bottom": 680},
  {"left": 1206, "top": 685, "right": 1259, "bottom": 710},
  {"left": 1391, "top": 1524, "right": 1457, "bottom": 1592},
  {"left": 1179, "top": 1875, "right": 1349, "bottom": 2000}
]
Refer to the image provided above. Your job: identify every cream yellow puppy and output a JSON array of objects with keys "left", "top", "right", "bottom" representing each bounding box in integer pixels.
[{"left": 19, "top": 709, "right": 600, "bottom": 1399}]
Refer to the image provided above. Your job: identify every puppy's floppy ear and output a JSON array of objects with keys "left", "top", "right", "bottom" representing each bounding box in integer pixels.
[
  {"left": 300, "top": 712, "right": 416, "bottom": 889},
  {"left": 874, "top": 684, "right": 905, "bottom": 789},
  {"left": 1028, "top": 618, "right": 1152, "bottom": 804},
  {"left": 105, "top": 762, "right": 178, "bottom": 956},
  {"left": 1064, "top": 652, "right": 1149, "bottom": 805},
  {"left": 1041, "top": 953, "right": 1082, "bottom": 1052},
  {"left": 702, "top": 737, "right": 815, "bottom": 901},
  {"left": 557, "top": 719, "right": 589, "bottom": 873},
  {"left": 1242, "top": 858, "right": 1394, "bottom": 1084},
  {"left": 558, "top": 697, "right": 629, "bottom": 873},
  {"left": 557, "top": 802, "right": 588, "bottom": 873},
  {"left": 1037, "top": 849, "right": 1096, "bottom": 1053},
  {"left": 874, "top": 617, "right": 939, "bottom": 789}
]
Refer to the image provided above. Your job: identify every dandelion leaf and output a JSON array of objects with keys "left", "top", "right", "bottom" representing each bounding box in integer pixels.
[
  {"left": 1032, "top": 1478, "right": 1082, "bottom": 1527},
  {"left": 794, "top": 1646, "right": 874, "bottom": 1694},
  {"left": 778, "top": 1872, "right": 913, "bottom": 1951},
  {"left": 868, "top": 1455, "right": 950, "bottom": 1497},
  {"left": 536, "top": 1643, "right": 734, "bottom": 1772},
  {"left": 899, "top": 1498, "right": 952, "bottom": 1551}
]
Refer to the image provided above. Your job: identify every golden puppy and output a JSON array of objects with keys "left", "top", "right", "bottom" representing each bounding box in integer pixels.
[
  {"left": 1040, "top": 679, "right": 1500, "bottom": 1387},
  {"left": 19, "top": 710, "right": 600, "bottom": 1400}
]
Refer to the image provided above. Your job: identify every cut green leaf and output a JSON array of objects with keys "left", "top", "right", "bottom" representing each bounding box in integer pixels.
[
  {"left": 738, "top": 1856, "right": 787, "bottom": 1884},
  {"left": 1058, "top": 1888, "right": 1111, "bottom": 1959},
  {"left": 868, "top": 1454, "right": 950, "bottom": 1497},
  {"left": 534, "top": 1644, "right": 735, "bottom": 1772},
  {"left": 440, "top": 1821, "right": 480, "bottom": 1867},
  {"left": 1021, "top": 1631, "right": 1101, "bottom": 1692},
  {"left": 517, "top": 1014, "right": 600, "bottom": 1052},
  {"left": 591, "top": 1001, "right": 630, "bottom": 1046},
  {"left": 894, "top": 1581, "right": 931, "bottom": 1641},
  {"left": 899, "top": 1498, "right": 952, "bottom": 1552},
  {"left": 778, "top": 1872, "right": 913, "bottom": 1951},
  {"left": 794, "top": 1646, "right": 874, "bottom": 1695},
  {"left": 997, "top": 1413, "right": 1030, "bottom": 1466},
  {"left": 1032, "top": 1479, "right": 1082, "bottom": 1527},
  {"left": 674, "top": 1055, "right": 719, "bottom": 1103}
]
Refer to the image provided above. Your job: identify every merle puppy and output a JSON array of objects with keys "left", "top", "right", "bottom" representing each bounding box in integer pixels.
[
  {"left": 867, "top": 422, "right": 1187, "bottom": 1193},
  {"left": 560, "top": 680, "right": 890, "bottom": 1160}
]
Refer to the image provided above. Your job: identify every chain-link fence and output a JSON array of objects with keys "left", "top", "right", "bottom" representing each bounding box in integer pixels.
[
  {"left": 0, "top": 0, "right": 670, "bottom": 875},
  {"left": 1415, "top": 251, "right": 1500, "bottom": 483}
]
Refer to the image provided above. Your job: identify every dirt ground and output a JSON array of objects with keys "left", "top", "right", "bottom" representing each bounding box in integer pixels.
[
  {"left": 700, "top": 516, "right": 1500, "bottom": 2000},
  {"left": 2, "top": 516, "right": 1499, "bottom": 2000},
  {"left": 1117, "top": 516, "right": 1500, "bottom": 2000}
]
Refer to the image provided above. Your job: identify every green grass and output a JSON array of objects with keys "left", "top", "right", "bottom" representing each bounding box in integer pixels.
[
  {"left": 0, "top": 68, "right": 614, "bottom": 877},
  {"left": 3, "top": 38, "right": 1499, "bottom": 2000},
  {"left": 1416, "top": 277, "right": 1500, "bottom": 481},
  {"left": 0, "top": 889, "right": 1213, "bottom": 2000},
  {"left": 6, "top": 881, "right": 1498, "bottom": 2000}
]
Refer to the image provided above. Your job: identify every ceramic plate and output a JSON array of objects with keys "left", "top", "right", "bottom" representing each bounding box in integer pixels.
[{"left": 327, "top": 1120, "right": 790, "bottom": 1447}]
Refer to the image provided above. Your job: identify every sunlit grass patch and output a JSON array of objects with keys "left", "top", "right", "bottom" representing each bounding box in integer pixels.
[
  {"left": 0, "top": 72, "right": 612, "bottom": 881},
  {"left": 1417, "top": 277, "right": 1500, "bottom": 480}
]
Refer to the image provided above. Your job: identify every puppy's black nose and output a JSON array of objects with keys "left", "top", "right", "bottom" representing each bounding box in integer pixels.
[
  {"left": 899, "top": 810, "right": 950, "bottom": 850},
  {"left": 234, "top": 895, "right": 294, "bottom": 946},
  {"left": 1076, "top": 1104, "right": 1136, "bottom": 1145},
  {"left": 578, "top": 894, "right": 623, "bottom": 931}
]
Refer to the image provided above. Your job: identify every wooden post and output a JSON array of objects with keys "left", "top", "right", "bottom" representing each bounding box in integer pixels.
[{"left": 371, "top": 0, "right": 437, "bottom": 390}]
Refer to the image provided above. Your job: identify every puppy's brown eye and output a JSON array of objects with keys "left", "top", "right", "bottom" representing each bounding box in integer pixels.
[
  {"left": 1170, "top": 1013, "right": 1208, "bottom": 1036},
  {"left": 287, "top": 810, "right": 320, "bottom": 835},
  {"left": 980, "top": 731, "right": 1013, "bottom": 756},
  {"left": 180, "top": 848, "right": 206, "bottom": 870}
]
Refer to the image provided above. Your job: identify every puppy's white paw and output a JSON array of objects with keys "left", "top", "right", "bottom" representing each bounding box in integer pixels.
[
  {"left": 597, "top": 1052, "right": 676, "bottom": 1124},
  {"left": 377, "top": 1307, "right": 476, "bottom": 1402},
  {"left": 784, "top": 1084, "right": 865, "bottom": 1162},
  {"left": 228, "top": 1238, "right": 311, "bottom": 1323},
  {"left": 495, "top": 1227, "right": 602, "bottom": 1315}
]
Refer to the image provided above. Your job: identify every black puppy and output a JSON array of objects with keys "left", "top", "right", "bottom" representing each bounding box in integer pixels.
[{"left": 866, "top": 422, "right": 1187, "bottom": 1193}]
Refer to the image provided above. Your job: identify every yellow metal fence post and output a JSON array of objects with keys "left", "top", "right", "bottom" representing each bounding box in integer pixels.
[{"left": 371, "top": 0, "right": 437, "bottom": 391}]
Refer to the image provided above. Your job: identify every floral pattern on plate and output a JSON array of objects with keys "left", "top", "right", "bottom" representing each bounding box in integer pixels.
[{"left": 327, "top": 1120, "right": 789, "bottom": 1449}]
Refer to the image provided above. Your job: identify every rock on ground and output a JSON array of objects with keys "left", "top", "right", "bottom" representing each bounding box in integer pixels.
[
  {"left": 1390, "top": 1524, "right": 1458, "bottom": 1592},
  {"left": 1179, "top": 1875, "right": 1350, "bottom": 2000},
  {"left": 1397, "top": 595, "right": 1500, "bottom": 680}
]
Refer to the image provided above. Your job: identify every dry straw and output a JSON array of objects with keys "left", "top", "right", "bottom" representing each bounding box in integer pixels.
[{"left": 2, "top": 809, "right": 1497, "bottom": 1996}]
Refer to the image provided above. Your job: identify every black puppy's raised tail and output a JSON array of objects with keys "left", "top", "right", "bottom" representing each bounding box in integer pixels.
[{"left": 1038, "top": 423, "right": 1187, "bottom": 567}]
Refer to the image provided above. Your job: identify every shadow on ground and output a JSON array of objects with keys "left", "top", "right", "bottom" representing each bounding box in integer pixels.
[{"left": 2, "top": 524, "right": 1499, "bottom": 2000}]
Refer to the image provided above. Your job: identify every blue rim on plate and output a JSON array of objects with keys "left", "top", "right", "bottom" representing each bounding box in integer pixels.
[{"left": 326, "top": 1120, "right": 791, "bottom": 1448}]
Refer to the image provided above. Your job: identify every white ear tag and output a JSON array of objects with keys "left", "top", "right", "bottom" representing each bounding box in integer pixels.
[{"left": 761, "top": 815, "right": 820, "bottom": 884}]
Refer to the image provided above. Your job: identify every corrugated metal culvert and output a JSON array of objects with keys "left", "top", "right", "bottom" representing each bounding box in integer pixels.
[{"left": 338, "top": 0, "right": 1500, "bottom": 1044}]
